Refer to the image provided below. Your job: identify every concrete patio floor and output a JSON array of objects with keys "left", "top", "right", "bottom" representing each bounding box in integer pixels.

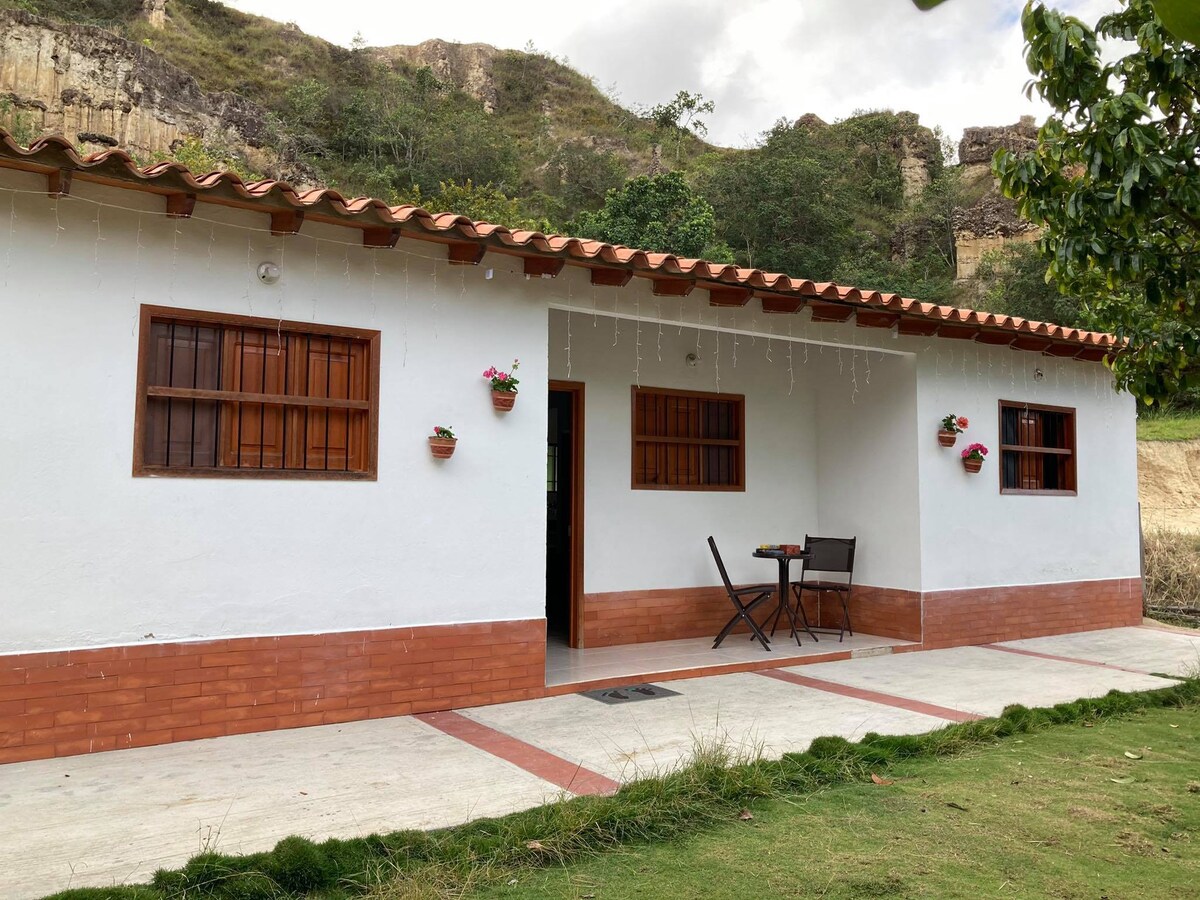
[{"left": 2, "top": 624, "right": 1194, "bottom": 900}]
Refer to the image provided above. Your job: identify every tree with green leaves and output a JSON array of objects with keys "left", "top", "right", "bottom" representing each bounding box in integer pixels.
[
  {"left": 571, "top": 171, "right": 732, "bottom": 261},
  {"left": 648, "top": 90, "right": 715, "bottom": 161},
  {"left": 912, "top": 0, "right": 1200, "bottom": 44},
  {"left": 995, "top": 0, "right": 1200, "bottom": 403}
]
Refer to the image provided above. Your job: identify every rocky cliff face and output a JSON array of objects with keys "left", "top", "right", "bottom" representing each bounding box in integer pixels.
[
  {"left": 953, "top": 117, "right": 1041, "bottom": 281},
  {"left": 374, "top": 39, "right": 499, "bottom": 113},
  {"left": 0, "top": 9, "right": 272, "bottom": 167}
]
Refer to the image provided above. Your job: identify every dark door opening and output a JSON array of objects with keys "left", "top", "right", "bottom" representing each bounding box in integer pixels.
[
  {"left": 547, "top": 382, "right": 583, "bottom": 647},
  {"left": 547, "top": 389, "right": 573, "bottom": 641}
]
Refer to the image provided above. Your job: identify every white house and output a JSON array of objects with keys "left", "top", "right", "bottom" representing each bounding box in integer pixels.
[{"left": 0, "top": 130, "right": 1142, "bottom": 765}]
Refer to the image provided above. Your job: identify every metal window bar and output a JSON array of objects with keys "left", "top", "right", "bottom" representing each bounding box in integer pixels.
[
  {"left": 259, "top": 329, "right": 268, "bottom": 469},
  {"left": 165, "top": 322, "right": 176, "bottom": 467},
  {"left": 189, "top": 325, "right": 199, "bottom": 468}
]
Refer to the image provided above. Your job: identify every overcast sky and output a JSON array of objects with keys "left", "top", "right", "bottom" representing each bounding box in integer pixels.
[{"left": 224, "top": 0, "right": 1116, "bottom": 150}]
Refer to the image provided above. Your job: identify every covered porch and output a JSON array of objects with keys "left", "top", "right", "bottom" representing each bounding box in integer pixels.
[{"left": 542, "top": 269, "right": 925, "bottom": 680}]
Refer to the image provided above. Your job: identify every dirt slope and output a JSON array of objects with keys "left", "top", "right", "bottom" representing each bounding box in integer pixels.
[{"left": 1139, "top": 439, "right": 1200, "bottom": 533}]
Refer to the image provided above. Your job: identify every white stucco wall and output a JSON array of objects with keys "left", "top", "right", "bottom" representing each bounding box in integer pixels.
[
  {"left": 913, "top": 344, "right": 1140, "bottom": 590},
  {"left": 548, "top": 289, "right": 820, "bottom": 592},
  {"left": 0, "top": 172, "right": 549, "bottom": 652},
  {"left": 814, "top": 351, "right": 922, "bottom": 591}
]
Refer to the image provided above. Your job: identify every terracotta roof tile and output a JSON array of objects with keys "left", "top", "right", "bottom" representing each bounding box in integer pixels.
[{"left": 0, "top": 128, "right": 1119, "bottom": 355}]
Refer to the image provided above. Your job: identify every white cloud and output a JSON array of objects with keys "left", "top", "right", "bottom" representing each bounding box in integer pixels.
[{"left": 223, "top": 0, "right": 1121, "bottom": 147}]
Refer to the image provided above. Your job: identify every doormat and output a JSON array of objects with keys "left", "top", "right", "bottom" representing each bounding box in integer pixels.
[{"left": 580, "top": 683, "right": 681, "bottom": 704}]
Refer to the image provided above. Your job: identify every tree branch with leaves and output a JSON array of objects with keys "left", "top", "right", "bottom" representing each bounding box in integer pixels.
[{"left": 995, "top": 0, "right": 1200, "bottom": 404}]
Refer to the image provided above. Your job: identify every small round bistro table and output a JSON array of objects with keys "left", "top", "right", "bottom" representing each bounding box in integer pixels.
[{"left": 752, "top": 549, "right": 817, "bottom": 646}]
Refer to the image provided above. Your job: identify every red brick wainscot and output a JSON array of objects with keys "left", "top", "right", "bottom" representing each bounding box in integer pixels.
[
  {"left": 580, "top": 584, "right": 922, "bottom": 647},
  {"left": 920, "top": 577, "right": 1144, "bottom": 649},
  {"left": 0, "top": 618, "right": 545, "bottom": 764},
  {"left": 580, "top": 577, "right": 1142, "bottom": 650}
]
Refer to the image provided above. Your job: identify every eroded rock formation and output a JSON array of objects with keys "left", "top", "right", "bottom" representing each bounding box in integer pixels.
[
  {"left": 375, "top": 39, "right": 499, "bottom": 113},
  {"left": 953, "top": 117, "right": 1042, "bottom": 281},
  {"left": 0, "top": 9, "right": 272, "bottom": 168}
]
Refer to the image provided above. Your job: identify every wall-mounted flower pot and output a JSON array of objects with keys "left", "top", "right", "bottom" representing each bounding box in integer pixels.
[
  {"left": 938, "top": 429, "right": 957, "bottom": 448},
  {"left": 962, "top": 457, "right": 983, "bottom": 474},
  {"left": 492, "top": 390, "right": 517, "bottom": 412},
  {"left": 429, "top": 437, "right": 457, "bottom": 459}
]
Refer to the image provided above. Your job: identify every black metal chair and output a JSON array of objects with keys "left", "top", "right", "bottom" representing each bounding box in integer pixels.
[
  {"left": 791, "top": 536, "right": 856, "bottom": 642},
  {"left": 708, "top": 536, "right": 777, "bottom": 651}
]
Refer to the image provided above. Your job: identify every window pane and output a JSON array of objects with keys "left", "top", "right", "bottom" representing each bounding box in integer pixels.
[
  {"left": 139, "top": 312, "right": 375, "bottom": 476},
  {"left": 632, "top": 388, "right": 744, "bottom": 490}
]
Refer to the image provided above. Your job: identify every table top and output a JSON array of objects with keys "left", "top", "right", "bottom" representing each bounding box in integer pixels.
[{"left": 752, "top": 549, "right": 811, "bottom": 560}]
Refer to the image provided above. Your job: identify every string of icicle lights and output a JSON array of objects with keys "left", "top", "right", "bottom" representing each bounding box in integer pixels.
[{"left": 0, "top": 183, "right": 1116, "bottom": 403}]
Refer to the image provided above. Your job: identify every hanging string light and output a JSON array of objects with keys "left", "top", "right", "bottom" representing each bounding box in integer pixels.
[
  {"left": 53, "top": 197, "right": 64, "bottom": 247},
  {"left": 131, "top": 212, "right": 143, "bottom": 303},
  {"left": 243, "top": 234, "right": 255, "bottom": 314},
  {"left": 311, "top": 237, "right": 321, "bottom": 321},
  {"left": 634, "top": 295, "right": 643, "bottom": 387},
  {"left": 564, "top": 276, "right": 574, "bottom": 378},
  {"left": 787, "top": 320, "right": 794, "bottom": 396},
  {"left": 402, "top": 256, "right": 410, "bottom": 366},
  {"left": 431, "top": 256, "right": 439, "bottom": 341},
  {"left": 656, "top": 297, "right": 663, "bottom": 363},
  {"left": 169, "top": 218, "right": 181, "bottom": 303},
  {"left": 369, "top": 251, "right": 379, "bottom": 326},
  {"left": 713, "top": 326, "right": 722, "bottom": 393},
  {"left": 565, "top": 308, "right": 573, "bottom": 378},
  {"left": 731, "top": 311, "right": 739, "bottom": 369},
  {"left": 3, "top": 191, "right": 14, "bottom": 288},
  {"left": 612, "top": 288, "right": 620, "bottom": 347},
  {"left": 92, "top": 206, "right": 104, "bottom": 286}
]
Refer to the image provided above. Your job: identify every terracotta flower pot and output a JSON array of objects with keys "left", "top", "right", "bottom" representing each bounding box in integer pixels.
[
  {"left": 429, "top": 437, "right": 457, "bottom": 459},
  {"left": 938, "top": 429, "right": 957, "bottom": 448},
  {"left": 492, "top": 390, "right": 517, "bottom": 412},
  {"left": 962, "top": 456, "right": 983, "bottom": 473}
]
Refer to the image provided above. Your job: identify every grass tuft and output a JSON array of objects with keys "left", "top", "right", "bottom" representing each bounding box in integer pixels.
[{"left": 1137, "top": 410, "right": 1200, "bottom": 441}]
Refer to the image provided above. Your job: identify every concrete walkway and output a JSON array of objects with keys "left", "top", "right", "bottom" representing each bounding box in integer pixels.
[{"left": 2, "top": 625, "right": 1195, "bottom": 899}]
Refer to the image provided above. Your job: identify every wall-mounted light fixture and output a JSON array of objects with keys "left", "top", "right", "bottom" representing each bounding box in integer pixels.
[
  {"left": 256, "top": 262, "right": 281, "bottom": 285},
  {"left": 685, "top": 352, "right": 701, "bottom": 368}
]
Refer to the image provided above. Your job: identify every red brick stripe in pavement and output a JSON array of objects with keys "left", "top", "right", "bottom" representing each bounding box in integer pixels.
[
  {"left": 756, "top": 668, "right": 982, "bottom": 723},
  {"left": 980, "top": 643, "right": 1154, "bottom": 675},
  {"left": 415, "top": 710, "right": 620, "bottom": 796}
]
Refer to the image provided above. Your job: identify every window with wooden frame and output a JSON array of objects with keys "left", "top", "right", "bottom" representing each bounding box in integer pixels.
[
  {"left": 998, "top": 401, "right": 1076, "bottom": 495},
  {"left": 632, "top": 386, "right": 745, "bottom": 491},
  {"left": 133, "top": 306, "right": 380, "bottom": 479}
]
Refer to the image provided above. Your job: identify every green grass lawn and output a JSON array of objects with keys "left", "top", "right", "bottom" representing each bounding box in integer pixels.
[
  {"left": 1138, "top": 410, "right": 1200, "bottom": 441},
  {"left": 469, "top": 708, "right": 1200, "bottom": 900}
]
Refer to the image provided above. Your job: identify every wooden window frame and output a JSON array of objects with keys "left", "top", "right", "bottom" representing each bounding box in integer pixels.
[
  {"left": 997, "top": 399, "right": 1077, "bottom": 496},
  {"left": 631, "top": 385, "right": 746, "bottom": 492},
  {"left": 132, "top": 305, "right": 381, "bottom": 480}
]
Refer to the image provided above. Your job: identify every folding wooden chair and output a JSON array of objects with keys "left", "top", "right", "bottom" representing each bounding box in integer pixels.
[{"left": 708, "top": 536, "right": 777, "bottom": 651}]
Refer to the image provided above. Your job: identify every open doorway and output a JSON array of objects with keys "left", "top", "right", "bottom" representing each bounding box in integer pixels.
[{"left": 547, "top": 381, "right": 584, "bottom": 648}]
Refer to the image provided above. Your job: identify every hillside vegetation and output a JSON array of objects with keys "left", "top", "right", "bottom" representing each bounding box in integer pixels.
[{"left": 0, "top": 0, "right": 1085, "bottom": 321}]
